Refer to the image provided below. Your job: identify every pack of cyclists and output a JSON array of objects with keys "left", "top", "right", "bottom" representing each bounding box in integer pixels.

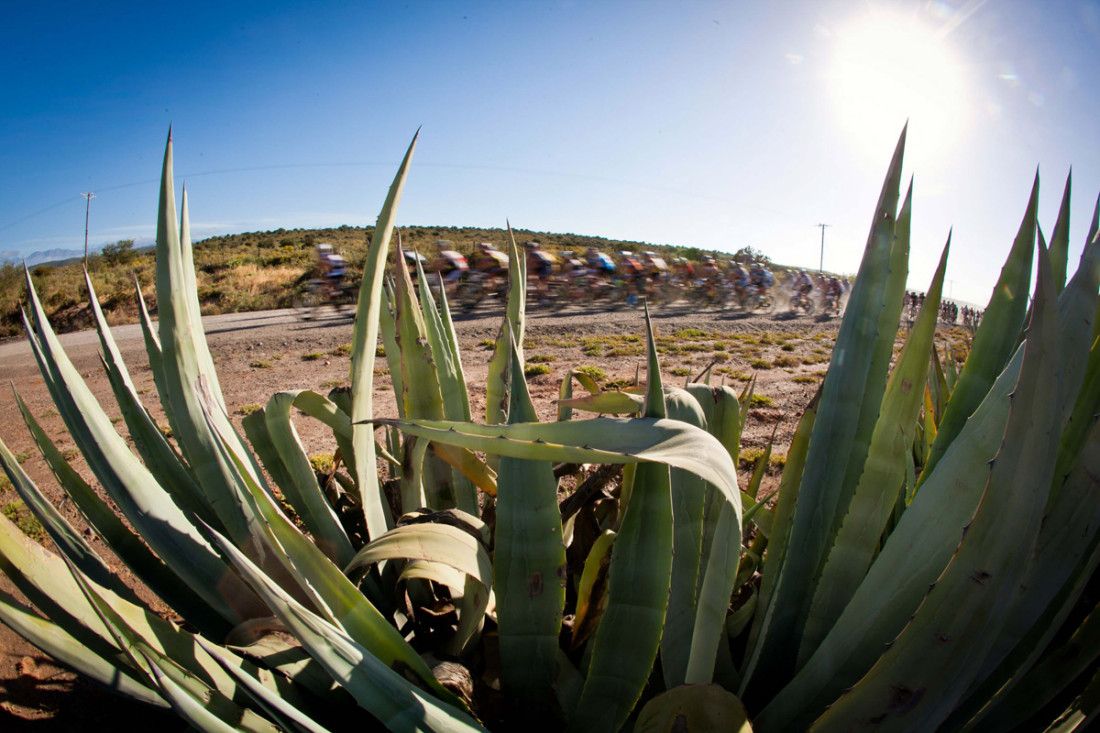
[{"left": 307, "top": 240, "right": 850, "bottom": 316}]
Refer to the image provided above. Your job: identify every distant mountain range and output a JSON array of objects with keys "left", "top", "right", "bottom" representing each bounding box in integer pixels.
[{"left": 1, "top": 248, "right": 90, "bottom": 267}]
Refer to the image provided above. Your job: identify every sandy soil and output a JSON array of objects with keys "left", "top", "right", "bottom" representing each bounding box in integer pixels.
[{"left": 0, "top": 298, "right": 842, "bottom": 727}]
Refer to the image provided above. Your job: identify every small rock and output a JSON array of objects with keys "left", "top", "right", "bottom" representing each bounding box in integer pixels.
[{"left": 16, "top": 656, "right": 37, "bottom": 678}]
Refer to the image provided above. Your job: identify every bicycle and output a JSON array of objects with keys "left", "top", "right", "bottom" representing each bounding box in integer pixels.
[
  {"left": 293, "top": 277, "right": 356, "bottom": 320},
  {"left": 789, "top": 289, "right": 815, "bottom": 315}
]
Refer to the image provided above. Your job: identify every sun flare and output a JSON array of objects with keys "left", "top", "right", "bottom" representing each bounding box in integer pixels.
[{"left": 828, "top": 10, "right": 970, "bottom": 163}]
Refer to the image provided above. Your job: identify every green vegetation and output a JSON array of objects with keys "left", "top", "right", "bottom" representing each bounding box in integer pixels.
[
  {"left": 669, "top": 367, "right": 691, "bottom": 377},
  {"left": 738, "top": 447, "right": 787, "bottom": 472},
  {"left": 235, "top": 403, "right": 262, "bottom": 416},
  {"left": 750, "top": 358, "right": 773, "bottom": 370},
  {"left": 574, "top": 365, "right": 607, "bottom": 382},
  {"left": 330, "top": 343, "right": 352, "bottom": 356},
  {"left": 1, "top": 501, "right": 47, "bottom": 542},
  {"left": 309, "top": 452, "right": 335, "bottom": 474},
  {"left": 673, "top": 328, "right": 707, "bottom": 339},
  {"left": 302, "top": 352, "right": 325, "bottom": 361},
  {"left": 527, "top": 354, "right": 556, "bottom": 363},
  {"left": 524, "top": 363, "right": 552, "bottom": 377},
  {"left": 749, "top": 394, "right": 775, "bottom": 408},
  {"left": 0, "top": 129, "right": 1094, "bottom": 733}
]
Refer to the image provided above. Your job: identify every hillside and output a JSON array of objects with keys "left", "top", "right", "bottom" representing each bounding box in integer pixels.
[{"left": 0, "top": 224, "right": 769, "bottom": 339}]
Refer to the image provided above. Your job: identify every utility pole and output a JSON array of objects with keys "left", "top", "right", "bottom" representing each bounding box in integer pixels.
[
  {"left": 81, "top": 192, "right": 96, "bottom": 266},
  {"left": 816, "top": 223, "right": 831, "bottom": 274}
]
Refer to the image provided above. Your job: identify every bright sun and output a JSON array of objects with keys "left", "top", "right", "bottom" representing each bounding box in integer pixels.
[{"left": 828, "top": 10, "right": 970, "bottom": 163}]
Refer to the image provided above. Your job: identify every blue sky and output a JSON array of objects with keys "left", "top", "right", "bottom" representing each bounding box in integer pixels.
[{"left": 2, "top": 0, "right": 1098, "bottom": 306}]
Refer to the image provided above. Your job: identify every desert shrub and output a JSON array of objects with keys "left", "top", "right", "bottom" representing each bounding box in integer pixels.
[
  {"left": 524, "top": 363, "right": 551, "bottom": 377},
  {"left": 574, "top": 365, "right": 607, "bottom": 382}
]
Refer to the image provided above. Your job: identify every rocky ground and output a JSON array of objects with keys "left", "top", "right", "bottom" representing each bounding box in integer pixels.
[{"left": 0, "top": 298, "right": 846, "bottom": 728}]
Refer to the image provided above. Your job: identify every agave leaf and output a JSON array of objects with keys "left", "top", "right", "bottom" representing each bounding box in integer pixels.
[
  {"left": 204, "top": 420, "right": 458, "bottom": 705},
  {"left": 178, "top": 186, "right": 225, "bottom": 409},
  {"left": 635, "top": 684, "right": 752, "bottom": 733},
  {"left": 393, "top": 244, "right": 446, "bottom": 424},
  {"left": 0, "top": 435, "right": 142, "bottom": 605},
  {"left": 381, "top": 282, "right": 405, "bottom": 418},
  {"left": 745, "top": 128, "right": 908, "bottom": 692},
  {"left": 1055, "top": 336, "right": 1100, "bottom": 502},
  {"left": 1049, "top": 220, "right": 1100, "bottom": 441},
  {"left": 742, "top": 490, "right": 777, "bottom": 534},
  {"left": 556, "top": 391, "right": 644, "bottom": 415},
  {"left": 11, "top": 389, "right": 229, "bottom": 637},
  {"left": 400, "top": 560, "right": 491, "bottom": 657},
  {"left": 684, "top": 500, "right": 739, "bottom": 685},
  {"left": 414, "top": 244, "right": 472, "bottom": 424},
  {"left": 0, "top": 589, "right": 165, "bottom": 708},
  {"left": 811, "top": 241, "right": 1061, "bottom": 732},
  {"left": 133, "top": 276, "right": 169, "bottom": 411},
  {"left": 485, "top": 223, "right": 527, "bottom": 428},
  {"left": 436, "top": 272, "right": 472, "bottom": 416},
  {"left": 142, "top": 650, "right": 265, "bottom": 733},
  {"left": 757, "top": 341, "right": 1025, "bottom": 730},
  {"left": 256, "top": 391, "right": 355, "bottom": 566},
  {"left": 87, "top": 274, "right": 216, "bottom": 530},
  {"left": 573, "top": 369, "right": 601, "bottom": 396},
  {"left": 1049, "top": 171, "right": 1072, "bottom": 294},
  {"left": 943, "top": 414, "right": 1100, "bottom": 730},
  {"left": 929, "top": 343, "right": 950, "bottom": 422},
  {"left": 685, "top": 383, "right": 744, "bottom": 619},
  {"left": 944, "top": 344, "right": 959, "bottom": 392},
  {"left": 349, "top": 132, "right": 418, "bottom": 542},
  {"left": 966, "top": 600, "right": 1100, "bottom": 732},
  {"left": 572, "top": 530, "right": 615, "bottom": 647},
  {"left": 798, "top": 236, "right": 949, "bottom": 663},
  {"left": 494, "top": 331, "right": 567, "bottom": 719},
  {"left": 208, "top": 526, "right": 487, "bottom": 732},
  {"left": 431, "top": 443, "right": 498, "bottom": 496},
  {"left": 558, "top": 367, "right": 575, "bottom": 421},
  {"left": 153, "top": 134, "right": 270, "bottom": 550},
  {"left": 19, "top": 274, "right": 266, "bottom": 628},
  {"left": 741, "top": 389, "right": 818, "bottom": 687},
  {"left": 745, "top": 426, "right": 776, "bottom": 502},
  {"left": 346, "top": 523, "right": 493, "bottom": 591},
  {"left": 662, "top": 387, "right": 709, "bottom": 689},
  {"left": 916, "top": 171, "right": 1038, "bottom": 488},
  {"left": 65, "top": 559, "right": 280, "bottom": 733},
  {"left": 0, "top": 509, "right": 299, "bottom": 711},
  {"left": 413, "top": 243, "right": 478, "bottom": 514},
  {"left": 374, "top": 417, "right": 739, "bottom": 510},
  {"left": 390, "top": 242, "right": 456, "bottom": 512},
  {"left": 198, "top": 638, "right": 335, "bottom": 733},
  {"left": 570, "top": 303, "right": 673, "bottom": 732},
  {"left": 953, "top": 222, "right": 1100, "bottom": 708}
]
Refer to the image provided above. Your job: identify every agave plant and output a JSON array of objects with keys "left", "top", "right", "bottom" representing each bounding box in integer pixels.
[{"left": 0, "top": 125, "right": 1098, "bottom": 732}]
